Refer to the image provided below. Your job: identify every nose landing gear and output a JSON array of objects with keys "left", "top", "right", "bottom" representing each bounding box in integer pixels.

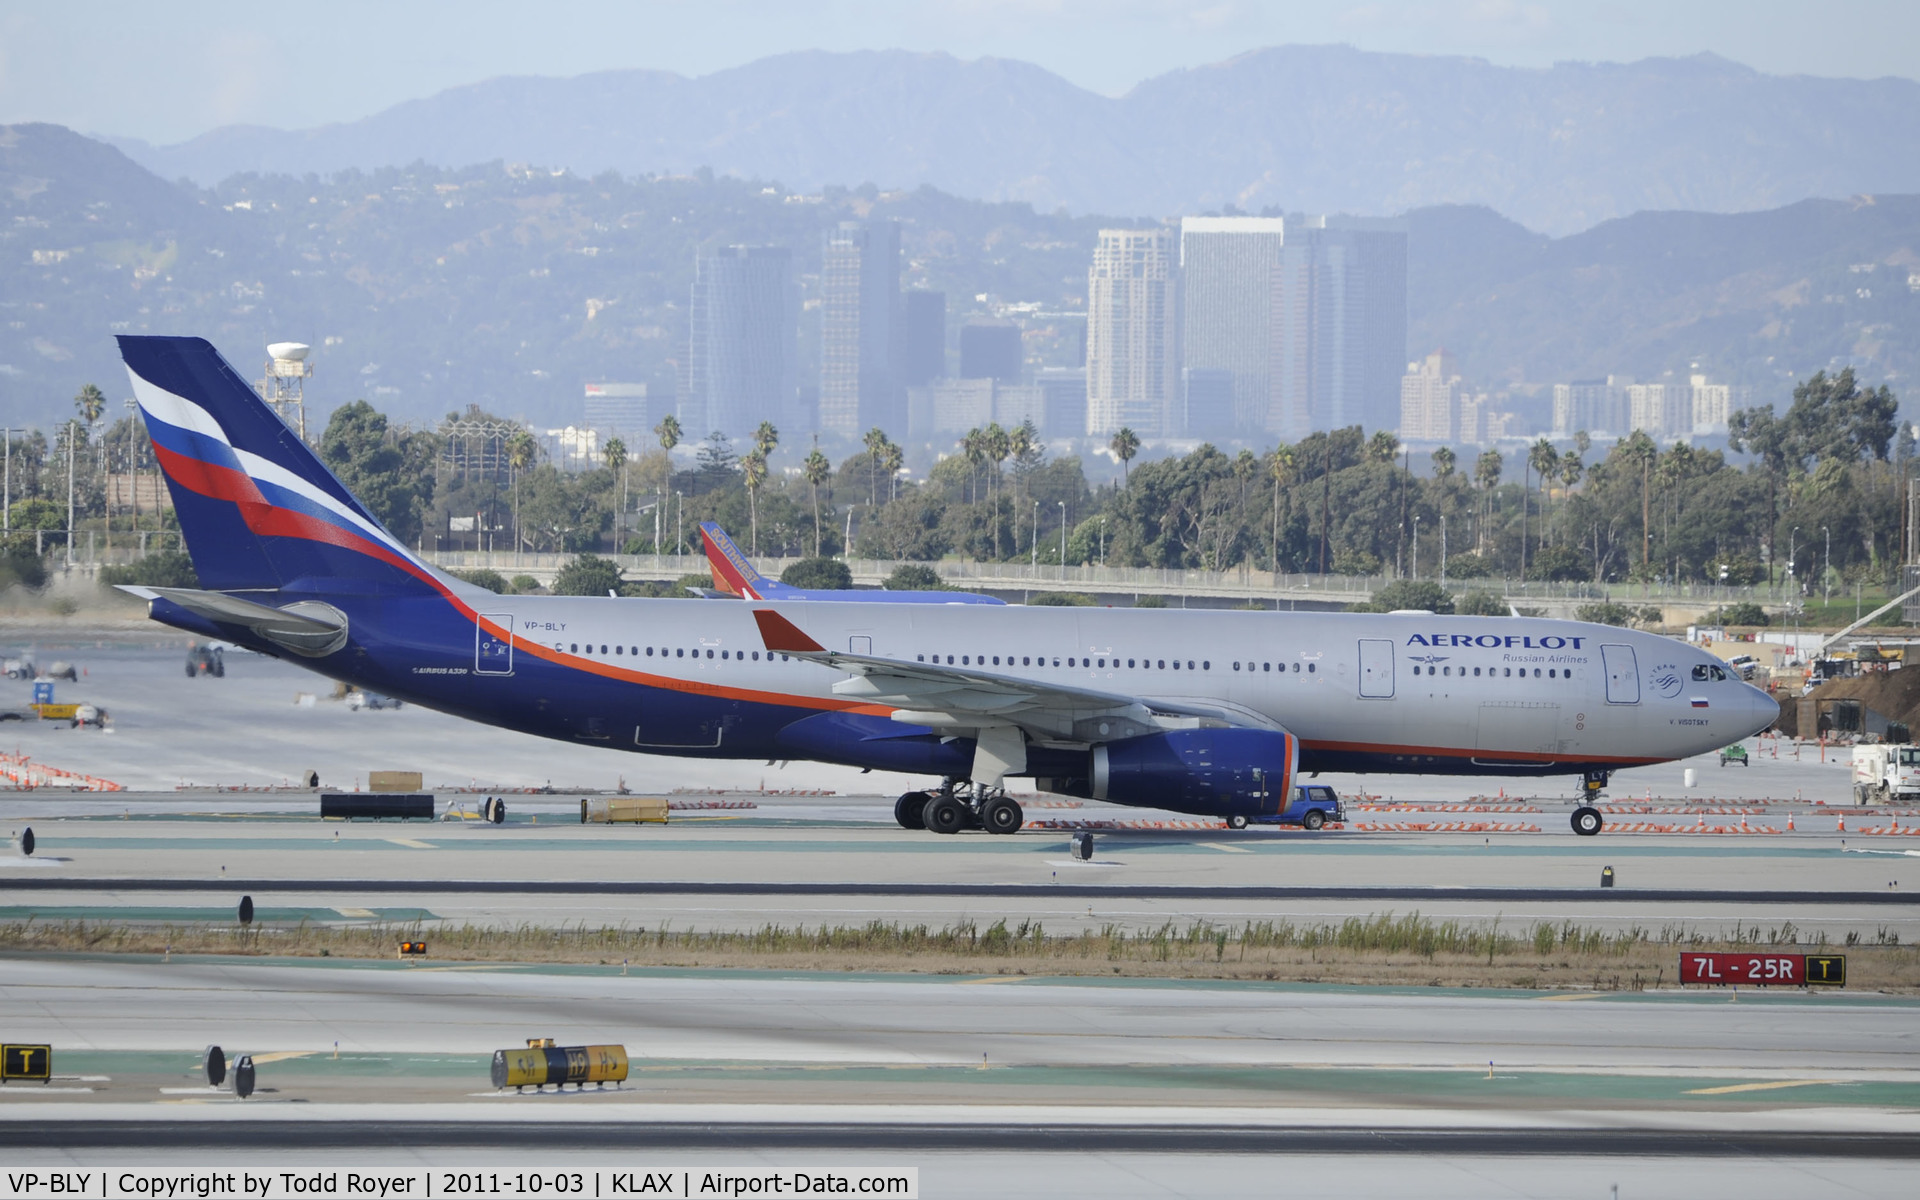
[
  {"left": 1572, "top": 769, "right": 1608, "bottom": 837},
  {"left": 893, "top": 780, "right": 1025, "bottom": 835}
]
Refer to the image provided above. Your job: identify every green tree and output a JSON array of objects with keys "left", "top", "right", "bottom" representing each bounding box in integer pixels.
[
  {"left": 1454, "top": 589, "right": 1507, "bottom": 616},
  {"left": 454, "top": 568, "right": 511, "bottom": 593},
  {"left": 1430, "top": 446, "right": 1456, "bottom": 478},
  {"left": 603, "top": 436, "right": 628, "bottom": 553},
  {"left": 781, "top": 557, "right": 854, "bottom": 590},
  {"left": 505, "top": 430, "right": 538, "bottom": 553},
  {"left": 1472, "top": 449, "right": 1502, "bottom": 553},
  {"left": 884, "top": 564, "right": 945, "bottom": 591},
  {"left": 1575, "top": 601, "right": 1634, "bottom": 627},
  {"left": 551, "top": 553, "right": 623, "bottom": 596},
  {"left": 863, "top": 427, "right": 890, "bottom": 507},
  {"left": 74, "top": 384, "right": 106, "bottom": 426},
  {"left": 317, "top": 400, "right": 437, "bottom": 544}
]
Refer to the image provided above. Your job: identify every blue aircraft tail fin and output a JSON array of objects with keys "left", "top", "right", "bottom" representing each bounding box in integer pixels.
[{"left": 117, "top": 335, "right": 439, "bottom": 595}]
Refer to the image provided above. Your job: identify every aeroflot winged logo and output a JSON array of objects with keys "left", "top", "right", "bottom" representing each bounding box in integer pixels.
[{"left": 1406, "top": 633, "right": 1587, "bottom": 649}]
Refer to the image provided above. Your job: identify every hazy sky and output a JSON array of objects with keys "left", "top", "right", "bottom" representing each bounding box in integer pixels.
[{"left": 4, "top": 0, "right": 1917, "bottom": 145}]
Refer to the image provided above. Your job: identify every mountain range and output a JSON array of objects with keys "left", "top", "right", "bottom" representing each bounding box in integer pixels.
[
  {"left": 4, "top": 122, "right": 1915, "bottom": 440},
  {"left": 104, "top": 45, "right": 1920, "bottom": 238}
]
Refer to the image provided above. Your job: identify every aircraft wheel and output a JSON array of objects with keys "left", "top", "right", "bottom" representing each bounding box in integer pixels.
[
  {"left": 186, "top": 665, "right": 197, "bottom": 678},
  {"left": 894, "top": 791, "right": 930, "bottom": 830},
  {"left": 1302, "top": 810, "right": 1326, "bottom": 831},
  {"left": 1571, "top": 806, "right": 1603, "bottom": 837},
  {"left": 923, "top": 794, "right": 968, "bottom": 835},
  {"left": 981, "top": 796, "right": 1023, "bottom": 835},
  {"left": 1226, "top": 814, "right": 1249, "bottom": 830}
]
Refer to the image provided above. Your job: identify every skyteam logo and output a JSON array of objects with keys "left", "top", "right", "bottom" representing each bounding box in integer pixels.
[{"left": 1649, "top": 664, "right": 1685, "bottom": 698}]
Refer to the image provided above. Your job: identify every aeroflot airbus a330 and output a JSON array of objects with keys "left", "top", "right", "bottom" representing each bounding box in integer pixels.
[{"left": 115, "top": 337, "right": 1778, "bottom": 837}]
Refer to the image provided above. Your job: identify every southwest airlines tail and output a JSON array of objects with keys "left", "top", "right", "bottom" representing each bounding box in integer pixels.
[
  {"left": 699, "top": 521, "right": 777, "bottom": 599},
  {"left": 118, "top": 335, "right": 442, "bottom": 596}
]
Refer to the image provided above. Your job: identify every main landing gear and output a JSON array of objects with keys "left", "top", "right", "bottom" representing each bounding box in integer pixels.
[
  {"left": 1571, "top": 769, "right": 1608, "bottom": 837},
  {"left": 894, "top": 781, "right": 1024, "bottom": 835}
]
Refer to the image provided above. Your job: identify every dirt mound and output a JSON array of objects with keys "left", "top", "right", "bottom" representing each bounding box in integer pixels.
[{"left": 1774, "top": 667, "right": 1920, "bottom": 738}]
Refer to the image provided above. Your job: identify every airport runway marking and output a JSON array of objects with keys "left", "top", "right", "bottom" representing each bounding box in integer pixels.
[
  {"left": 1540, "top": 993, "right": 1608, "bottom": 1002},
  {"left": 1205, "top": 844, "right": 1254, "bottom": 854},
  {"left": 1685, "top": 1079, "right": 1844, "bottom": 1095},
  {"left": 956, "top": 976, "right": 1025, "bottom": 985},
  {"left": 334, "top": 906, "right": 377, "bottom": 917},
  {"left": 385, "top": 838, "right": 437, "bottom": 849}
]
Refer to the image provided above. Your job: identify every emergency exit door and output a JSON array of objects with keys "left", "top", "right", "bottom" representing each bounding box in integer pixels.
[
  {"left": 1601, "top": 643, "right": 1639, "bottom": 704},
  {"left": 1358, "top": 639, "right": 1395, "bottom": 698}
]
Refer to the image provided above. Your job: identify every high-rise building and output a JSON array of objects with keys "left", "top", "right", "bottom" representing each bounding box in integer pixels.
[
  {"left": 1179, "top": 216, "right": 1284, "bottom": 435},
  {"left": 1628, "top": 383, "right": 1692, "bottom": 439},
  {"left": 1552, "top": 377, "right": 1631, "bottom": 436},
  {"left": 1690, "top": 373, "right": 1732, "bottom": 434},
  {"left": 583, "top": 383, "right": 649, "bottom": 444},
  {"left": 1273, "top": 217, "right": 1408, "bottom": 438},
  {"left": 1181, "top": 368, "right": 1235, "bottom": 440},
  {"left": 1085, "top": 228, "right": 1179, "bottom": 437},
  {"left": 1035, "top": 368, "right": 1087, "bottom": 439},
  {"left": 959, "top": 323, "right": 1023, "bottom": 382},
  {"left": 899, "top": 290, "right": 946, "bottom": 387},
  {"left": 685, "top": 246, "right": 795, "bottom": 439},
  {"left": 819, "top": 220, "right": 901, "bottom": 439},
  {"left": 1398, "top": 350, "right": 1461, "bottom": 443}
]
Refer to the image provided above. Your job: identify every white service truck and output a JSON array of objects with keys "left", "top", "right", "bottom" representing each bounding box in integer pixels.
[{"left": 1851, "top": 744, "right": 1920, "bottom": 804}]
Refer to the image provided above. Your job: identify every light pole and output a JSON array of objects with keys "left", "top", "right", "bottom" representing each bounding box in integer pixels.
[
  {"left": 1099, "top": 514, "right": 1107, "bottom": 567},
  {"left": 1058, "top": 501, "right": 1067, "bottom": 581},
  {"left": 1822, "top": 525, "right": 1831, "bottom": 606},
  {"left": 1411, "top": 515, "right": 1420, "bottom": 579},
  {"left": 1440, "top": 515, "right": 1448, "bottom": 587},
  {"left": 1, "top": 426, "right": 23, "bottom": 532},
  {"left": 124, "top": 398, "right": 140, "bottom": 547},
  {"left": 1789, "top": 527, "right": 1799, "bottom": 594},
  {"left": 66, "top": 419, "right": 77, "bottom": 567},
  {"left": 1031, "top": 500, "right": 1038, "bottom": 570}
]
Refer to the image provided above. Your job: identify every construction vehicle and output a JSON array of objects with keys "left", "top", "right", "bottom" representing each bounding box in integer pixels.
[
  {"left": 1851, "top": 743, "right": 1920, "bottom": 805},
  {"left": 1719, "top": 744, "right": 1750, "bottom": 767}
]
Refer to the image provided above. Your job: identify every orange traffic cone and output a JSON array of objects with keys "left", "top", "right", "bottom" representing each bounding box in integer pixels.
[
  {"left": 1786, "top": 814, "right": 1795, "bottom": 831},
  {"left": 1838, "top": 815, "right": 1846, "bottom": 832}
]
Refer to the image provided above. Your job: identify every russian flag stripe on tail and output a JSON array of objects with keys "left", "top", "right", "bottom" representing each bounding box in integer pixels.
[{"left": 118, "top": 336, "right": 438, "bottom": 595}]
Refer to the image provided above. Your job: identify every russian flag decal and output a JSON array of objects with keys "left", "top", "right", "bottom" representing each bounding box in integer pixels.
[{"left": 1691, "top": 698, "right": 1710, "bottom": 708}]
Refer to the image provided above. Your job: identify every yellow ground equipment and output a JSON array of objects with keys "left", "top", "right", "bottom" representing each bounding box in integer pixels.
[
  {"left": 490, "top": 1042, "right": 629, "bottom": 1089},
  {"left": 581, "top": 797, "right": 668, "bottom": 824}
]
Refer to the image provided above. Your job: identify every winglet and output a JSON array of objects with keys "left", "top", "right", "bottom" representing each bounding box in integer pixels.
[
  {"left": 752, "top": 609, "right": 825, "bottom": 653},
  {"left": 700, "top": 522, "right": 768, "bottom": 599}
]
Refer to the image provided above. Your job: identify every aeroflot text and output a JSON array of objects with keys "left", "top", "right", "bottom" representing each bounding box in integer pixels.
[{"left": 1406, "top": 634, "right": 1586, "bottom": 650}]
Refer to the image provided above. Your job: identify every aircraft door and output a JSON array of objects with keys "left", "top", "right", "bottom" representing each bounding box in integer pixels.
[
  {"left": 1601, "top": 643, "right": 1639, "bottom": 704},
  {"left": 476, "top": 615, "right": 513, "bottom": 676},
  {"left": 1357, "top": 639, "right": 1394, "bottom": 698},
  {"left": 850, "top": 635, "right": 873, "bottom": 654}
]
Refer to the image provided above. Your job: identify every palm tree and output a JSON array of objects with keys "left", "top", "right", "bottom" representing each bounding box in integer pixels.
[
  {"left": 1110, "top": 427, "right": 1140, "bottom": 483},
  {"left": 505, "top": 430, "right": 537, "bottom": 556},
  {"left": 1473, "top": 449, "right": 1502, "bottom": 554},
  {"left": 961, "top": 427, "right": 987, "bottom": 505},
  {"left": 984, "top": 422, "right": 1011, "bottom": 557},
  {"left": 1527, "top": 437, "right": 1559, "bottom": 560},
  {"left": 753, "top": 421, "right": 780, "bottom": 462},
  {"left": 882, "top": 441, "right": 904, "bottom": 503},
  {"left": 741, "top": 450, "right": 769, "bottom": 556},
  {"left": 863, "top": 427, "right": 889, "bottom": 507},
  {"left": 803, "top": 444, "right": 832, "bottom": 557},
  {"left": 653, "top": 414, "right": 681, "bottom": 455},
  {"left": 1367, "top": 430, "right": 1400, "bottom": 464},
  {"left": 1430, "top": 446, "right": 1456, "bottom": 478},
  {"left": 74, "top": 383, "right": 106, "bottom": 426},
  {"left": 1268, "top": 444, "right": 1296, "bottom": 572},
  {"left": 1619, "top": 431, "right": 1659, "bottom": 570},
  {"left": 603, "top": 436, "right": 627, "bottom": 553}
]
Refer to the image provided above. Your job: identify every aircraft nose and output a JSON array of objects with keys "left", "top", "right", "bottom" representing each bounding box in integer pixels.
[{"left": 1742, "top": 683, "right": 1781, "bottom": 738}]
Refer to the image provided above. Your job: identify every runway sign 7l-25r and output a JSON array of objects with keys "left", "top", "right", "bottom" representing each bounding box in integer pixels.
[{"left": 1679, "top": 953, "right": 1846, "bottom": 987}]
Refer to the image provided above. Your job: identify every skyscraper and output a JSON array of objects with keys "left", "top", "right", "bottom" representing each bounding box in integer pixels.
[
  {"left": 1398, "top": 350, "right": 1460, "bottom": 443},
  {"left": 819, "top": 220, "right": 901, "bottom": 439},
  {"left": 899, "top": 290, "right": 946, "bottom": 388},
  {"left": 1179, "top": 216, "right": 1285, "bottom": 437},
  {"left": 685, "top": 246, "right": 796, "bottom": 439},
  {"left": 1273, "top": 218, "right": 1408, "bottom": 438},
  {"left": 959, "top": 323, "right": 1023, "bottom": 382},
  {"left": 1086, "top": 228, "right": 1179, "bottom": 437}
]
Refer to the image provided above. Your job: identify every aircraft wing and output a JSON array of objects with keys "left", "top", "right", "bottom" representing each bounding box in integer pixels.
[{"left": 751, "top": 608, "right": 1278, "bottom": 746}]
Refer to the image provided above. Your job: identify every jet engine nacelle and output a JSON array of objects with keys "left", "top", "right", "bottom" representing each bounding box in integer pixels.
[{"left": 1051, "top": 728, "right": 1298, "bottom": 818}]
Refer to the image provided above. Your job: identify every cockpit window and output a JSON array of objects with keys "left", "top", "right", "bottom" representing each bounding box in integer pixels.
[{"left": 1691, "top": 664, "right": 1729, "bottom": 682}]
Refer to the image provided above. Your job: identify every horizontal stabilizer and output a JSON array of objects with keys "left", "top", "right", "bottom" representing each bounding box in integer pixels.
[{"left": 122, "top": 585, "right": 349, "bottom": 657}]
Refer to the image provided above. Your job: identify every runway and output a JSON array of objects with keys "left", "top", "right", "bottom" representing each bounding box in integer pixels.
[{"left": 9, "top": 628, "right": 1920, "bottom": 1196}]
